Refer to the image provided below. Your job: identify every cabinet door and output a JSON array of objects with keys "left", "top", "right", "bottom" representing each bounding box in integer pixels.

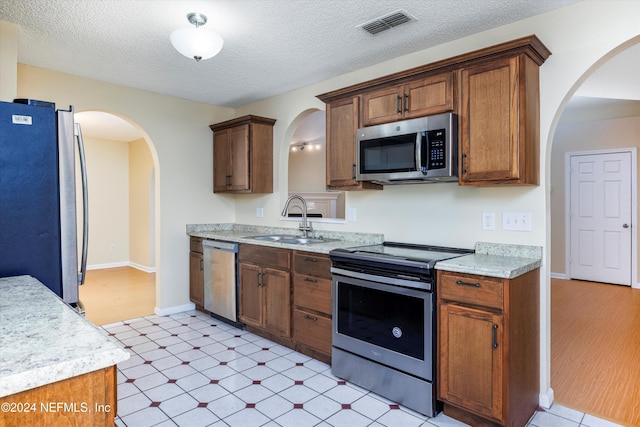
[
  {"left": 239, "top": 262, "right": 263, "bottom": 328},
  {"left": 439, "top": 303, "right": 504, "bottom": 422},
  {"left": 263, "top": 267, "right": 291, "bottom": 338},
  {"left": 404, "top": 73, "right": 454, "bottom": 118},
  {"left": 460, "top": 57, "right": 521, "bottom": 184},
  {"left": 213, "top": 128, "right": 232, "bottom": 192},
  {"left": 229, "top": 124, "right": 250, "bottom": 191},
  {"left": 362, "top": 85, "right": 403, "bottom": 126},
  {"left": 326, "top": 96, "right": 360, "bottom": 189},
  {"left": 189, "top": 251, "right": 204, "bottom": 306}
]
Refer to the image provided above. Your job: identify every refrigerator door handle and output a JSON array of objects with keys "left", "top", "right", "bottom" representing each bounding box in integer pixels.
[{"left": 75, "top": 123, "right": 89, "bottom": 285}]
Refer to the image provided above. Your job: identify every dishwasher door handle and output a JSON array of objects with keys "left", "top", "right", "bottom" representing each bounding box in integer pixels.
[{"left": 202, "top": 239, "right": 238, "bottom": 252}]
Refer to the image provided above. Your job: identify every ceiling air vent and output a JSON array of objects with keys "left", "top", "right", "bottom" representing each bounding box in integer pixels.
[{"left": 359, "top": 10, "right": 415, "bottom": 35}]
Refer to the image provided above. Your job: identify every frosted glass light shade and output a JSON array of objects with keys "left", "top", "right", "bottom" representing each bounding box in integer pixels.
[{"left": 170, "top": 27, "right": 224, "bottom": 61}]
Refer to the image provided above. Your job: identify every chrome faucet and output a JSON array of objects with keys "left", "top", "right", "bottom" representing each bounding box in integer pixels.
[{"left": 281, "top": 195, "right": 313, "bottom": 237}]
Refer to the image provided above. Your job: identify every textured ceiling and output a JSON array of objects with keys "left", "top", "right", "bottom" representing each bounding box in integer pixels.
[{"left": 1, "top": 0, "right": 583, "bottom": 108}]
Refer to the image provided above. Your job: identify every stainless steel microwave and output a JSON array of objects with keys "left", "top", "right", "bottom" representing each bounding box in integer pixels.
[{"left": 356, "top": 113, "right": 457, "bottom": 184}]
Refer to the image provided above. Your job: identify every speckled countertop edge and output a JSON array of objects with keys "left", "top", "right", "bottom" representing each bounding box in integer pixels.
[
  {"left": 186, "top": 223, "right": 384, "bottom": 254},
  {"left": 436, "top": 242, "right": 542, "bottom": 279},
  {"left": 0, "top": 275, "right": 130, "bottom": 397}
]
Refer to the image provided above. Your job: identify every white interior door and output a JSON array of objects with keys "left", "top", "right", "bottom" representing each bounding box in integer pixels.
[{"left": 569, "top": 151, "right": 632, "bottom": 286}]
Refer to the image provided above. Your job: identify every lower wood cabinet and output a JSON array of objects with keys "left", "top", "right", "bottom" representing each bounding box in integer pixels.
[
  {"left": 0, "top": 366, "right": 117, "bottom": 427},
  {"left": 236, "top": 244, "right": 333, "bottom": 362},
  {"left": 292, "top": 251, "right": 332, "bottom": 363},
  {"left": 239, "top": 244, "right": 292, "bottom": 339},
  {"left": 437, "top": 269, "right": 539, "bottom": 427},
  {"left": 189, "top": 237, "right": 204, "bottom": 307}
]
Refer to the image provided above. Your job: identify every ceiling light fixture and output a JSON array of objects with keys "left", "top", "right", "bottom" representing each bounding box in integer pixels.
[{"left": 170, "top": 13, "right": 224, "bottom": 62}]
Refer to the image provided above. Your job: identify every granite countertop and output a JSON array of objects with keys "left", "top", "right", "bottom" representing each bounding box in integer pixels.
[
  {"left": 436, "top": 242, "right": 542, "bottom": 279},
  {"left": 186, "top": 223, "right": 384, "bottom": 254},
  {"left": 0, "top": 275, "right": 130, "bottom": 398}
]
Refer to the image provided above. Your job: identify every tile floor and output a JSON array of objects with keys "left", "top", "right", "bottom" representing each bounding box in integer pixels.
[{"left": 102, "top": 310, "right": 624, "bottom": 427}]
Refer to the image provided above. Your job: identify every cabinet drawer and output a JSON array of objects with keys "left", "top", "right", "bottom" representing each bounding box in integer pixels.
[
  {"left": 294, "top": 275, "right": 332, "bottom": 314},
  {"left": 240, "top": 244, "right": 290, "bottom": 269},
  {"left": 190, "top": 237, "right": 203, "bottom": 254},
  {"left": 438, "top": 272, "right": 503, "bottom": 310},
  {"left": 293, "top": 309, "right": 332, "bottom": 355},
  {"left": 294, "top": 252, "right": 331, "bottom": 279}
]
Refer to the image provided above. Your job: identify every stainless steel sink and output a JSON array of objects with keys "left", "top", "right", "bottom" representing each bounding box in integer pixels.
[{"left": 245, "top": 235, "right": 337, "bottom": 245}]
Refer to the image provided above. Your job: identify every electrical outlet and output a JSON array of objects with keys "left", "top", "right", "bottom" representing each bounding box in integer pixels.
[
  {"left": 503, "top": 212, "right": 532, "bottom": 231},
  {"left": 347, "top": 207, "right": 357, "bottom": 222},
  {"left": 482, "top": 212, "right": 495, "bottom": 231},
  {"left": 110, "top": 244, "right": 116, "bottom": 252},
  {"left": 256, "top": 207, "right": 264, "bottom": 218}
]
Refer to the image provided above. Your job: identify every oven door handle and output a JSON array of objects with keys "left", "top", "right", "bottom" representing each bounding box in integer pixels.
[{"left": 331, "top": 267, "right": 431, "bottom": 291}]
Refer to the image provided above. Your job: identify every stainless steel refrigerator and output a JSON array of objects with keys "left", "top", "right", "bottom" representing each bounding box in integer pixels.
[{"left": 0, "top": 99, "right": 88, "bottom": 308}]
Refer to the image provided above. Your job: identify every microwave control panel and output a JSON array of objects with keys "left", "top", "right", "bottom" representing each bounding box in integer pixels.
[{"left": 421, "top": 129, "right": 446, "bottom": 172}]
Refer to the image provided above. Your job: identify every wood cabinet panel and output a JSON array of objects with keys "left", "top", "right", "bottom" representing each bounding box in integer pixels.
[
  {"left": 210, "top": 115, "right": 275, "bottom": 193},
  {"left": 439, "top": 272, "right": 503, "bottom": 310},
  {"left": 293, "top": 309, "right": 332, "bottom": 355},
  {"left": 189, "top": 251, "right": 204, "bottom": 307},
  {"left": 0, "top": 366, "right": 117, "bottom": 427},
  {"left": 362, "top": 72, "right": 455, "bottom": 126},
  {"left": 293, "top": 275, "right": 331, "bottom": 315},
  {"left": 239, "top": 262, "right": 263, "bottom": 328},
  {"left": 189, "top": 237, "right": 204, "bottom": 306},
  {"left": 459, "top": 55, "right": 540, "bottom": 186},
  {"left": 326, "top": 96, "right": 382, "bottom": 191},
  {"left": 263, "top": 267, "right": 291, "bottom": 337},
  {"left": 239, "top": 244, "right": 290, "bottom": 270},
  {"left": 439, "top": 303, "right": 503, "bottom": 420},
  {"left": 437, "top": 269, "right": 539, "bottom": 427},
  {"left": 293, "top": 252, "right": 332, "bottom": 279}
]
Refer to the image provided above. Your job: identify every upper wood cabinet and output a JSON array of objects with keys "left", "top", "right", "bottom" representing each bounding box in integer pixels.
[
  {"left": 318, "top": 35, "right": 550, "bottom": 189},
  {"left": 362, "top": 72, "right": 454, "bottom": 126},
  {"left": 210, "top": 115, "right": 276, "bottom": 194},
  {"left": 458, "top": 54, "right": 541, "bottom": 186},
  {"left": 325, "top": 96, "right": 382, "bottom": 191}
]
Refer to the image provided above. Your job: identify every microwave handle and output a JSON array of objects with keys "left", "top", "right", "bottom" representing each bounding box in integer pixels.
[{"left": 416, "top": 132, "right": 427, "bottom": 174}]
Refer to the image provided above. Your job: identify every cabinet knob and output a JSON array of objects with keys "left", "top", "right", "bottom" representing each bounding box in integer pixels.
[
  {"left": 492, "top": 324, "right": 499, "bottom": 349},
  {"left": 304, "top": 277, "right": 318, "bottom": 283},
  {"left": 403, "top": 93, "right": 409, "bottom": 112},
  {"left": 456, "top": 280, "right": 481, "bottom": 288},
  {"left": 304, "top": 314, "right": 318, "bottom": 322},
  {"left": 303, "top": 257, "right": 318, "bottom": 263},
  {"left": 623, "top": 223, "right": 630, "bottom": 229},
  {"left": 396, "top": 95, "right": 402, "bottom": 114}
]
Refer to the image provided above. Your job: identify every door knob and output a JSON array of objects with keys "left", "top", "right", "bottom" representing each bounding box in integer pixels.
[{"left": 623, "top": 224, "right": 630, "bottom": 228}]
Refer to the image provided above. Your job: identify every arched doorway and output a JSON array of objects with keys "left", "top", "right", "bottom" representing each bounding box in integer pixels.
[
  {"left": 74, "top": 111, "right": 160, "bottom": 325},
  {"left": 548, "top": 38, "right": 640, "bottom": 425}
]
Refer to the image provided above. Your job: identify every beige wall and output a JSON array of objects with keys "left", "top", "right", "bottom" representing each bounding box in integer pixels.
[
  {"left": 0, "top": 21, "right": 17, "bottom": 101},
  {"left": 550, "top": 115, "right": 640, "bottom": 275},
  {"left": 81, "top": 136, "right": 130, "bottom": 267},
  {"left": 4, "top": 0, "right": 640, "bottom": 406},
  {"left": 129, "top": 138, "right": 155, "bottom": 270}
]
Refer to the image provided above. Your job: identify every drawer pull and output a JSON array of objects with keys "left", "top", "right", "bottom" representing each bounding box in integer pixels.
[
  {"left": 303, "top": 277, "right": 318, "bottom": 283},
  {"left": 303, "top": 257, "right": 318, "bottom": 263},
  {"left": 304, "top": 314, "right": 318, "bottom": 322},
  {"left": 456, "top": 280, "right": 481, "bottom": 288},
  {"left": 492, "top": 324, "right": 498, "bottom": 349}
]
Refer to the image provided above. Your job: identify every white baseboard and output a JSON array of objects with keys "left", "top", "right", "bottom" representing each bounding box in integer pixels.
[
  {"left": 550, "top": 272, "right": 567, "bottom": 280},
  {"left": 539, "top": 388, "right": 554, "bottom": 409},
  {"left": 154, "top": 302, "right": 196, "bottom": 317},
  {"left": 87, "top": 261, "right": 156, "bottom": 273}
]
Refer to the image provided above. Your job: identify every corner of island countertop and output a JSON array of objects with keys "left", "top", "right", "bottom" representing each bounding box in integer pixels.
[
  {"left": 436, "top": 241, "right": 542, "bottom": 279},
  {"left": 0, "top": 275, "right": 130, "bottom": 398}
]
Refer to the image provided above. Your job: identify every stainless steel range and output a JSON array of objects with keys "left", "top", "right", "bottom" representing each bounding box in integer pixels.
[{"left": 329, "top": 242, "right": 473, "bottom": 417}]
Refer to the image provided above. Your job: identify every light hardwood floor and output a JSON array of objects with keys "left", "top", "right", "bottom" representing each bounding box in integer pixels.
[
  {"left": 79, "top": 266, "right": 155, "bottom": 326},
  {"left": 551, "top": 278, "right": 640, "bottom": 427}
]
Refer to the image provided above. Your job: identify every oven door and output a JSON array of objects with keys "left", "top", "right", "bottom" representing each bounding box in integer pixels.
[{"left": 332, "top": 269, "right": 434, "bottom": 381}]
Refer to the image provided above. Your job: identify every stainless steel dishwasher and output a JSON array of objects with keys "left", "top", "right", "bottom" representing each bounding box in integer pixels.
[{"left": 202, "top": 239, "right": 243, "bottom": 328}]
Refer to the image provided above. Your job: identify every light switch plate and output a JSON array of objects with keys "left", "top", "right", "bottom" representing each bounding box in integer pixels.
[
  {"left": 347, "top": 208, "right": 357, "bottom": 222},
  {"left": 256, "top": 207, "right": 264, "bottom": 218},
  {"left": 503, "top": 211, "right": 532, "bottom": 231}
]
